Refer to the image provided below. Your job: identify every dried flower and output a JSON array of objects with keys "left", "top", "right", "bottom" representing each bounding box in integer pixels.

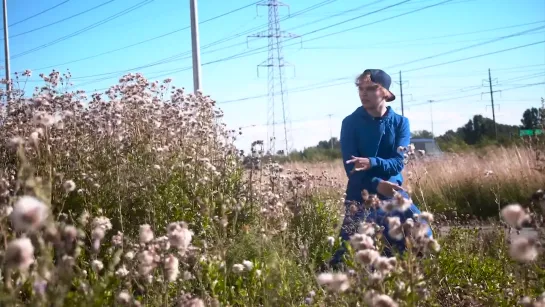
[
  {"left": 355, "top": 249, "right": 380, "bottom": 265},
  {"left": 167, "top": 222, "right": 193, "bottom": 252},
  {"left": 164, "top": 254, "right": 180, "bottom": 282},
  {"left": 125, "top": 251, "right": 135, "bottom": 260},
  {"left": 419, "top": 212, "right": 434, "bottom": 224},
  {"left": 92, "top": 260, "right": 104, "bottom": 272},
  {"left": 350, "top": 233, "right": 374, "bottom": 250},
  {"left": 372, "top": 294, "right": 399, "bottom": 307},
  {"left": 501, "top": 204, "right": 530, "bottom": 228},
  {"left": 316, "top": 272, "right": 350, "bottom": 292},
  {"left": 358, "top": 222, "right": 376, "bottom": 236},
  {"left": 393, "top": 192, "right": 412, "bottom": 212},
  {"left": 91, "top": 216, "right": 112, "bottom": 231},
  {"left": 63, "top": 180, "right": 76, "bottom": 193},
  {"left": 232, "top": 263, "right": 245, "bottom": 274},
  {"left": 5, "top": 237, "right": 35, "bottom": 271},
  {"left": 427, "top": 239, "right": 441, "bottom": 253},
  {"left": 138, "top": 250, "right": 156, "bottom": 276},
  {"left": 242, "top": 260, "right": 253, "bottom": 271},
  {"left": 10, "top": 195, "right": 49, "bottom": 233},
  {"left": 509, "top": 237, "right": 539, "bottom": 262},
  {"left": 373, "top": 256, "right": 396, "bottom": 274},
  {"left": 115, "top": 265, "right": 130, "bottom": 277},
  {"left": 117, "top": 290, "right": 132, "bottom": 305},
  {"left": 327, "top": 236, "right": 335, "bottom": 246},
  {"left": 139, "top": 224, "right": 154, "bottom": 244},
  {"left": 112, "top": 231, "right": 124, "bottom": 247}
]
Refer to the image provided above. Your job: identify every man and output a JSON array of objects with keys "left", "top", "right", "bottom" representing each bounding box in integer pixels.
[{"left": 329, "top": 69, "right": 432, "bottom": 267}]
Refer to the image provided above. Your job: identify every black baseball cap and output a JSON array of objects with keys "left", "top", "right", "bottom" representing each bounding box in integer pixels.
[{"left": 358, "top": 69, "right": 396, "bottom": 102}]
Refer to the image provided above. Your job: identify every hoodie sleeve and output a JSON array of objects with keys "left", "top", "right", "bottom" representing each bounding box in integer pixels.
[
  {"left": 368, "top": 117, "right": 411, "bottom": 176},
  {"left": 340, "top": 117, "right": 358, "bottom": 177}
]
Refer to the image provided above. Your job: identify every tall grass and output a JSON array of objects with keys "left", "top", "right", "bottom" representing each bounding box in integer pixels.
[
  {"left": 287, "top": 146, "right": 545, "bottom": 220},
  {"left": 0, "top": 72, "right": 542, "bottom": 306}
]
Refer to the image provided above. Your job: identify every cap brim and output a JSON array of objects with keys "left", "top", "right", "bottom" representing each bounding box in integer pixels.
[{"left": 386, "top": 90, "right": 396, "bottom": 102}]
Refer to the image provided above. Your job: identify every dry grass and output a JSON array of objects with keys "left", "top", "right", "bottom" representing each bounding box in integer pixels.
[{"left": 285, "top": 146, "right": 545, "bottom": 218}]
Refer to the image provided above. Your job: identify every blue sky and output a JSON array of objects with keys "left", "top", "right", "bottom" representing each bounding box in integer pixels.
[{"left": 4, "top": 0, "right": 545, "bottom": 152}]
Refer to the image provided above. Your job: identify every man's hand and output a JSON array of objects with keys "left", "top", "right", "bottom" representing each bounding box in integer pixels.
[
  {"left": 377, "top": 180, "right": 404, "bottom": 198},
  {"left": 346, "top": 156, "right": 371, "bottom": 172}
]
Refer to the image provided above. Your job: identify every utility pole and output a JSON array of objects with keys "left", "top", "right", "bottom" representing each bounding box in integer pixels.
[
  {"left": 327, "top": 113, "right": 333, "bottom": 148},
  {"left": 428, "top": 100, "right": 435, "bottom": 137},
  {"left": 399, "top": 71, "right": 404, "bottom": 116},
  {"left": 482, "top": 69, "right": 500, "bottom": 140},
  {"left": 2, "top": 0, "right": 10, "bottom": 96},
  {"left": 488, "top": 68, "right": 497, "bottom": 140},
  {"left": 394, "top": 71, "right": 410, "bottom": 116},
  {"left": 189, "top": 0, "right": 201, "bottom": 94}
]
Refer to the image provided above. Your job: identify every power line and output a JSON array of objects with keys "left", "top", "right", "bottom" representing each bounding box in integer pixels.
[
  {"left": 2, "top": 0, "right": 71, "bottom": 29},
  {"left": 405, "top": 71, "right": 545, "bottom": 102},
  {"left": 404, "top": 64, "right": 545, "bottom": 79},
  {"left": 27, "top": 0, "right": 334, "bottom": 73},
  {"left": 403, "top": 40, "right": 545, "bottom": 73},
  {"left": 386, "top": 25, "right": 545, "bottom": 69},
  {"left": 218, "top": 40, "right": 545, "bottom": 105},
  {"left": 62, "top": 1, "right": 264, "bottom": 82},
  {"left": 306, "top": 20, "right": 545, "bottom": 48},
  {"left": 298, "top": 30, "right": 545, "bottom": 50},
  {"left": 10, "top": 0, "right": 154, "bottom": 59},
  {"left": 405, "top": 82, "right": 545, "bottom": 107},
  {"left": 297, "top": 0, "right": 475, "bottom": 17},
  {"left": 9, "top": 0, "right": 115, "bottom": 39},
  {"left": 57, "top": 0, "right": 414, "bottom": 87},
  {"left": 281, "top": 0, "right": 388, "bottom": 33},
  {"left": 70, "top": 0, "right": 453, "bottom": 87},
  {"left": 238, "top": 82, "right": 545, "bottom": 130},
  {"left": 287, "top": 0, "right": 456, "bottom": 46}
]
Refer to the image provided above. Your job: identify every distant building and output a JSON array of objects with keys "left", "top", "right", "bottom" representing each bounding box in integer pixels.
[{"left": 410, "top": 138, "right": 443, "bottom": 156}]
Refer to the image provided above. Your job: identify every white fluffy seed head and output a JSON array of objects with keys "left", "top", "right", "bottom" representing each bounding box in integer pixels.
[
  {"left": 63, "top": 180, "right": 76, "bottom": 193},
  {"left": 91, "top": 260, "right": 104, "bottom": 272},
  {"left": 10, "top": 196, "right": 49, "bottom": 233},
  {"left": 139, "top": 224, "right": 154, "bottom": 244},
  {"left": 501, "top": 204, "right": 530, "bottom": 228},
  {"left": 5, "top": 237, "right": 35, "bottom": 271},
  {"left": 167, "top": 222, "right": 193, "bottom": 252},
  {"left": 509, "top": 237, "right": 539, "bottom": 263},
  {"left": 355, "top": 249, "right": 380, "bottom": 265},
  {"left": 116, "top": 290, "right": 132, "bottom": 304},
  {"left": 316, "top": 272, "right": 350, "bottom": 293},
  {"left": 232, "top": 263, "right": 245, "bottom": 274}
]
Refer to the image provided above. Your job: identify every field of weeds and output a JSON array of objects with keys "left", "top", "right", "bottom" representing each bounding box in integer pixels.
[
  {"left": 0, "top": 72, "right": 543, "bottom": 306},
  {"left": 287, "top": 146, "right": 545, "bottom": 222}
]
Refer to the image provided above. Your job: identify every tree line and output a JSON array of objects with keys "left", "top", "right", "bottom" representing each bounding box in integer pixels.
[{"left": 279, "top": 99, "right": 544, "bottom": 162}]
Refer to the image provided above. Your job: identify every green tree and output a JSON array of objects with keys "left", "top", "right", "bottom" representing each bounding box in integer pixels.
[
  {"left": 520, "top": 107, "right": 544, "bottom": 129},
  {"left": 317, "top": 137, "right": 340, "bottom": 150}
]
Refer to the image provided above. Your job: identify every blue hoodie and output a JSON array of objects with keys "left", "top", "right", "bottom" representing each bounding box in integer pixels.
[
  {"left": 332, "top": 105, "right": 432, "bottom": 261},
  {"left": 340, "top": 105, "right": 410, "bottom": 202}
]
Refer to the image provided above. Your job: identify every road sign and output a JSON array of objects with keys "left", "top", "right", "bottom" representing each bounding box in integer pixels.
[{"left": 520, "top": 129, "right": 543, "bottom": 136}]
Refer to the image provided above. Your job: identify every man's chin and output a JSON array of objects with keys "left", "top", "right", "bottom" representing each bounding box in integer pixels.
[{"left": 361, "top": 102, "right": 373, "bottom": 109}]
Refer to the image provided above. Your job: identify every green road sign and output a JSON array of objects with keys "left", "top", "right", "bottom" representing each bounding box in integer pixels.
[{"left": 520, "top": 129, "right": 543, "bottom": 136}]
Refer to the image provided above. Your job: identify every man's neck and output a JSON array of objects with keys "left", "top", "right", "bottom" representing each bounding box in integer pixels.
[{"left": 365, "top": 104, "right": 387, "bottom": 118}]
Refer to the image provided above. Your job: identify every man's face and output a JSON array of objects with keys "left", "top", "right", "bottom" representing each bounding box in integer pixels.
[{"left": 358, "top": 81, "right": 384, "bottom": 109}]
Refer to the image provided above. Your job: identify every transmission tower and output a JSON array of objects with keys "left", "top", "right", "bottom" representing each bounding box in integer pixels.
[{"left": 248, "top": 0, "right": 298, "bottom": 155}]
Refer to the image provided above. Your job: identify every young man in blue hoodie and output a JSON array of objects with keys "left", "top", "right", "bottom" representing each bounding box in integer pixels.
[{"left": 329, "top": 69, "right": 432, "bottom": 267}]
